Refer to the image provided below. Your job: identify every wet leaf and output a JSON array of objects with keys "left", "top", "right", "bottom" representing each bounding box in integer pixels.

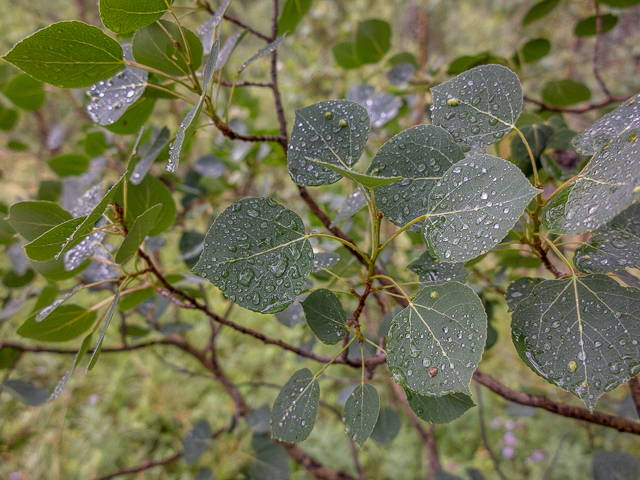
[
  {"left": 3, "top": 74, "right": 44, "bottom": 110},
  {"left": 505, "top": 277, "right": 543, "bottom": 312},
  {"left": 387, "top": 283, "right": 487, "bottom": 396},
  {"left": 511, "top": 274, "right": 640, "bottom": 411},
  {"left": 312, "top": 160, "right": 401, "bottom": 188},
  {"left": 313, "top": 252, "right": 340, "bottom": 272},
  {"left": 522, "top": 0, "right": 560, "bottom": 26},
  {"left": 270, "top": 368, "right": 319, "bottom": 442},
  {"left": 387, "top": 63, "right": 416, "bottom": 85},
  {"left": 431, "top": 65, "right": 523, "bottom": 149},
  {"left": 347, "top": 84, "right": 402, "bottom": 128},
  {"left": 8, "top": 201, "right": 72, "bottom": 241},
  {"left": 370, "top": 407, "right": 401, "bottom": 444},
  {"left": 130, "top": 126, "right": 170, "bottom": 185},
  {"left": 183, "top": 419, "right": 212, "bottom": 464},
  {"left": 216, "top": 32, "right": 244, "bottom": 71},
  {"left": 541, "top": 128, "right": 640, "bottom": 234},
  {"left": 24, "top": 217, "right": 85, "bottom": 262},
  {"left": 344, "top": 384, "right": 380, "bottom": 446},
  {"left": 542, "top": 80, "right": 591, "bottom": 107},
  {"left": 197, "top": 0, "right": 233, "bottom": 55},
  {"left": 193, "top": 198, "right": 313, "bottom": 314},
  {"left": 405, "top": 390, "right": 475, "bottom": 424},
  {"left": 278, "top": 0, "right": 312, "bottom": 33},
  {"left": 104, "top": 96, "right": 155, "bottom": 135},
  {"left": 239, "top": 35, "right": 285, "bottom": 72},
  {"left": 115, "top": 204, "right": 162, "bottom": 264},
  {"left": 423, "top": 155, "right": 538, "bottom": 263},
  {"left": 274, "top": 298, "right": 305, "bottom": 328},
  {"left": 17, "top": 305, "right": 97, "bottom": 342},
  {"left": 100, "top": 0, "right": 172, "bottom": 34},
  {"left": 408, "top": 250, "right": 469, "bottom": 284},
  {"left": 33, "top": 285, "right": 82, "bottom": 323},
  {"left": 247, "top": 404, "right": 271, "bottom": 433},
  {"left": 287, "top": 100, "right": 370, "bottom": 186},
  {"left": 3, "top": 21, "right": 124, "bottom": 88},
  {"left": 355, "top": 19, "right": 390, "bottom": 64},
  {"left": 301, "top": 289, "right": 347, "bottom": 344},
  {"left": 369, "top": 125, "right": 464, "bottom": 229},
  {"left": 330, "top": 189, "right": 367, "bottom": 226},
  {"left": 87, "top": 290, "right": 120, "bottom": 371},
  {"left": 574, "top": 203, "right": 640, "bottom": 274}
]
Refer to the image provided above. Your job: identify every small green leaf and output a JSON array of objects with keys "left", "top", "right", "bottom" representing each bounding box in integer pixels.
[
  {"left": 574, "top": 203, "right": 640, "bottom": 274},
  {"left": 354, "top": 19, "right": 391, "bottom": 64},
  {"left": 301, "top": 289, "right": 347, "bottom": 344},
  {"left": 522, "top": 0, "right": 560, "bottom": 26},
  {"left": 183, "top": 419, "right": 212, "bottom": 464},
  {"left": 115, "top": 204, "right": 162, "bottom": 264},
  {"left": 17, "top": 305, "right": 97, "bottom": 342},
  {"left": 0, "top": 217, "right": 17, "bottom": 245},
  {"left": 193, "top": 198, "right": 313, "bottom": 314},
  {"left": 423, "top": 155, "right": 538, "bottom": 263},
  {"left": 132, "top": 20, "right": 202, "bottom": 76},
  {"left": 387, "top": 283, "right": 487, "bottom": 396},
  {"left": 0, "top": 106, "right": 18, "bottom": 131},
  {"left": 100, "top": 0, "right": 172, "bottom": 34},
  {"left": 592, "top": 450, "right": 640, "bottom": 480},
  {"left": 370, "top": 407, "right": 401, "bottom": 444},
  {"left": 542, "top": 80, "right": 591, "bottom": 107},
  {"left": 447, "top": 53, "right": 506, "bottom": 75},
  {"left": 274, "top": 299, "right": 305, "bottom": 328},
  {"left": 239, "top": 35, "right": 285, "bottom": 72},
  {"left": 278, "top": 0, "right": 312, "bottom": 33},
  {"left": 2, "top": 269, "right": 35, "bottom": 288},
  {"left": 87, "top": 290, "right": 120, "bottom": 371},
  {"left": 120, "top": 174, "right": 176, "bottom": 236},
  {"left": 431, "top": 65, "right": 523, "bottom": 148},
  {"left": 408, "top": 251, "right": 469, "bottom": 284},
  {"left": 405, "top": 390, "right": 475, "bottom": 424},
  {"left": 311, "top": 160, "right": 400, "bottom": 188},
  {"left": 179, "top": 231, "right": 205, "bottom": 268},
  {"left": 521, "top": 38, "right": 551, "bottom": 63},
  {"left": 288, "top": 100, "right": 370, "bottom": 186},
  {"left": 505, "top": 277, "right": 543, "bottom": 312},
  {"left": 3, "top": 21, "right": 124, "bottom": 88},
  {"left": 512, "top": 274, "right": 640, "bottom": 410},
  {"left": 74, "top": 333, "right": 94, "bottom": 368},
  {"left": 270, "top": 368, "right": 319, "bottom": 442},
  {"left": 332, "top": 42, "right": 360, "bottom": 69},
  {"left": 3, "top": 74, "right": 45, "bottom": 110},
  {"left": 0, "top": 347, "right": 21, "bottom": 369},
  {"left": 8, "top": 201, "right": 72, "bottom": 241},
  {"left": 47, "top": 154, "right": 90, "bottom": 177},
  {"left": 119, "top": 287, "right": 155, "bottom": 311},
  {"left": 344, "top": 384, "right": 380, "bottom": 447},
  {"left": 84, "top": 131, "right": 108, "bottom": 157},
  {"left": 574, "top": 14, "right": 618, "bottom": 37},
  {"left": 104, "top": 96, "right": 156, "bottom": 135}
]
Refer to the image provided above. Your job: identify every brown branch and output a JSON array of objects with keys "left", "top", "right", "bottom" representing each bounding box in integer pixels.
[
  {"left": 592, "top": 0, "right": 612, "bottom": 99},
  {"left": 0, "top": 340, "right": 172, "bottom": 355},
  {"left": 628, "top": 376, "right": 640, "bottom": 420},
  {"left": 220, "top": 80, "right": 273, "bottom": 87},
  {"left": 224, "top": 14, "right": 271, "bottom": 42},
  {"left": 474, "top": 383, "right": 509, "bottom": 480},
  {"left": 532, "top": 238, "right": 563, "bottom": 279},
  {"left": 279, "top": 442, "right": 357, "bottom": 480},
  {"left": 91, "top": 451, "right": 182, "bottom": 480},
  {"left": 473, "top": 370, "right": 640, "bottom": 435},
  {"left": 523, "top": 94, "right": 631, "bottom": 114},
  {"left": 213, "top": 120, "right": 287, "bottom": 143}
]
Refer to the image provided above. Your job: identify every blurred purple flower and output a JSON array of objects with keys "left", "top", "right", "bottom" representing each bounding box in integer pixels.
[
  {"left": 502, "top": 446, "right": 516, "bottom": 459},
  {"left": 490, "top": 416, "right": 503, "bottom": 429},
  {"left": 504, "top": 431, "right": 518, "bottom": 446}
]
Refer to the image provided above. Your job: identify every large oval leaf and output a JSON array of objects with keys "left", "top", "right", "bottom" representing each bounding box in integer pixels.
[
  {"left": 369, "top": 125, "right": 464, "bottom": 229},
  {"left": 8, "top": 201, "right": 72, "bottom": 241},
  {"left": 344, "top": 384, "right": 380, "bottom": 446},
  {"left": 423, "top": 155, "right": 538, "bottom": 263},
  {"left": 270, "top": 368, "right": 319, "bottom": 442},
  {"left": 193, "top": 198, "right": 313, "bottom": 314},
  {"left": 542, "top": 80, "right": 591, "bottom": 107},
  {"left": 430, "top": 64, "right": 523, "bottom": 149},
  {"left": 387, "top": 283, "right": 487, "bottom": 396},
  {"left": 17, "top": 305, "right": 97, "bottom": 342},
  {"left": 287, "top": 100, "right": 370, "bottom": 186},
  {"left": 3, "top": 21, "right": 124, "bottom": 88},
  {"left": 511, "top": 274, "right": 640, "bottom": 411},
  {"left": 100, "top": 0, "right": 172, "bottom": 34},
  {"left": 301, "top": 289, "right": 347, "bottom": 344},
  {"left": 405, "top": 390, "right": 475, "bottom": 424},
  {"left": 354, "top": 19, "right": 391, "bottom": 65}
]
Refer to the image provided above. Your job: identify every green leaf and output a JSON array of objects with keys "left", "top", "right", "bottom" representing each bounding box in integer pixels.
[
  {"left": 274, "top": 299, "right": 305, "bottom": 328},
  {"left": 183, "top": 419, "right": 212, "bottom": 464},
  {"left": 572, "top": 93, "right": 640, "bottom": 155},
  {"left": 510, "top": 123, "right": 554, "bottom": 175},
  {"left": 431, "top": 65, "right": 523, "bottom": 148},
  {"left": 505, "top": 277, "right": 543, "bottom": 312},
  {"left": 405, "top": 390, "right": 475, "bottom": 424},
  {"left": 522, "top": 0, "right": 560, "bottom": 26},
  {"left": 119, "top": 287, "right": 155, "bottom": 311},
  {"left": 0, "top": 347, "right": 21, "bottom": 369},
  {"left": 278, "top": 0, "right": 312, "bottom": 33},
  {"left": 511, "top": 274, "right": 640, "bottom": 410},
  {"left": 115, "top": 204, "right": 162, "bottom": 264},
  {"left": 3, "top": 379, "right": 49, "bottom": 406},
  {"left": 344, "top": 384, "right": 380, "bottom": 446},
  {"left": 3, "top": 21, "right": 124, "bottom": 88},
  {"left": 193, "top": 197, "right": 313, "bottom": 314},
  {"left": 132, "top": 20, "right": 203, "bottom": 76},
  {"left": 239, "top": 35, "right": 285, "bottom": 72},
  {"left": 8, "top": 201, "right": 72, "bottom": 241},
  {"left": 542, "top": 80, "right": 591, "bottom": 107},
  {"left": 521, "top": 38, "right": 551, "bottom": 63},
  {"left": 84, "top": 131, "right": 108, "bottom": 157},
  {"left": 311, "top": 160, "right": 400, "bottom": 188},
  {"left": 408, "top": 251, "right": 469, "bottom": 284},
  {"left": 369, "top": 125, "right": 464, "bottom": 229},
  {"left": 30, "top": 257, "right": 91, "bottom": 281},
  {"left": 270, "top": 368, "right": 319, "bottom": 442},
  {"left": 121, "top": 174, "right": 176, "bottom": 236},
  {"left": 48, "top": 154, "right": 90, "bottom": 177},
  {"left": 423, "top": 155, "right": 538, "bottom": 263},
  {"left": 131, "top": 126, "right": 170, "bottom": 184},
  {"left": 74, "top": 332, "right": 94, "bottom": 368},
  {"left": 447, "top": 53, "right": 507, "bottom": 75},
  {"left": 301, "top": 289, "right": 347, "bottom": 344},
  {"left": 574, "top": 14, "right": 618, "bottom": 37},
  {"left": 197, "top": 0, "right": 233, "bottom": 55},
  {"left": 100, "top": 0, "right": 172, "bottom": 34},
  {"left": 369, "top": 407, "right": 401, "bottom": 444},
  {"left": 167, "top": 39, "right": 219, "bottom": 172},
  {"left": 37, "top": 180, "right": 62, "bottom": 202},
  {"left": 3, "top": 74, "right": 44, "bottom": 110},
  {"left": 541, "top": 129, "right": 640, "bottom": 234},
  {"left": 354, "top": 19, "right": 391, "bottom": 64},
  {"left": 387, "top": 283, "right": 487, "bottom": 396},
  {"left": 287, "top": 100, "right": 370, "bottom": 186},
  {"left": 0, "top": 106, "right": 18, "bottom": 131},
  {"left": 3, "top": 269, "right": 35, "bottom": 288},
  {"left": 23, "top": 217, "right": 84, "bottom": 262},
  {"left": 17, "top": 305, "right": 97, "bottom": 342},
  {"left": 332, "top": 42, "right": 360, "bottom": 70},
  {"left": 592, "top": 451, "right": 640, "bottom": 480},
  {"left": 249, "top": 433, "right": 291, "bottom": 480},
  {"left": 179, "top": 231, "right": 205, "bottom": 268},
  {"left": 215, "top": 31, "right": 244, "bottom": 72},
  {"left": 0, "top": 217, "right": 17, "bottom": 245},
  {"left": 87, "top": 290, "right": 120, "bottom": 371},
  {"left": 104, "top": 96, "right": 156, "bottom": 134},
  {"left": 574, "top": 203, "right": 640, "bottom": 274}
]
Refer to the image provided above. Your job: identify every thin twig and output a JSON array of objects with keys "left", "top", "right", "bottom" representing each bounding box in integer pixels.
[
  {"left": 592, "top": 0, "right": 612, "bottom": 99},
  {"left": 541, "top": 433, "right": 570, "bottom": 480},
  {"left": 628, "top": 376, "right": 640, "bottom": 420},
  {"left": 91, "top": 451, "right": 182, "bottom": 480},
  {"left": 474, "top": 383, "right": 509, "bottom": 480},
  {"left": 224, "top": 14, "right": 271, "bottom": 41},
  {"left": 523, "top": 94, "right": 631, "bottom": 114}
]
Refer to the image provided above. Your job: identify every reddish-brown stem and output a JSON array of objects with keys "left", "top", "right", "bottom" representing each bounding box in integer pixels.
[
  {"left": 628, "top": 377, "right": 640, "bottom": 420},
  {"left": 592, "top": 0, "right": 612, "bottom": 99},
  {"left": 91, "top": 452, "right": 182, "bottom": 480},
  {"left": 474, "top": 383, "right": 509, "bottom": 480},
  {"left": 224, "top": 14, "right": 271, "bottom": 42},
  {"left": 523, "top": 94, "right": 631, "bottom": 114},
  {"left": 220, "top": 80, "right": 272, "bottom": 87}
]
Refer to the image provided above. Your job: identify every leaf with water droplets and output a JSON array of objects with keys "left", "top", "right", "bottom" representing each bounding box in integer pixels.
[
  {"left": 387, "top": 283, "right": 487, "bottom": 396},
  {"left": 3, "top": 21, "right": 124, "bottom": 88},
  {"left": 505, "top": 277, "right": 543, "bottom": 312},
  {"left": 23, "top": 217, "right": 85, "bottom": 262},
  {"left": 431, "top": 64, "right": 523, "bottom": 149},
  {"left": 408, "top": 250, "right": 469, "bottom": 284},
  {"left": 270, "top": 368, "right": 319, "bottom": 442},
  {"left": 100, "top": 0, "right": 172, "bottom": 34},
  {"left": 511, "top": 274, "right": 640, "bottom": 411},
  {"left": 405, "top": 390, "right": 475, "bottom": 424},
  {"left": 17, "top": 305, "right": 97, "bottom": 342},
  {"left": 183, "top": 419, "right": 212, "bottom": 464},
  {"left": 313, "top": 252, "right": 340, "bottom": 272},
  {"left": 8, "top": 201, "right": 73, "bottom": 241},
  {"left": 239, "top": 35, "right": 285, "bottom": 72},
  {"left": 541, "top": 128, "right": 640, "bottom": 234},
  {"left": 86, "top": 44, "right": 148, "bottom": 126},
  {"left": 167, "top": 40, "right": 219, "bottom": 172},
  {"left": 287, "top": 100, "right": 370, "bottom": 186},
  {"left": 369, "top": 125, "right": 464, "bottom": 230},
  {"left": 330, "top": 189, "right": 367, "bottom": 227},
  {"left": 573, "top": 94, "right": 640, "bottom": 155},
  {"left": 197, "top": 0, "right": 233, "bottom": 54},
  {"left": 33, "top": 285, "right": 82, "bottom": 324},
  {"left": 347, "top": 84, "right": 402, "bottom": 128},
  {"left": 311, "top": 159, "right": 401, "bottom": 188},
  {"left": 344, "top": 384, "right": 380, "bottom": 446},
  {"left": 249, "top": 432, "right": 291, "bottom": 480},
  {"left": 301, "top": 289, "right": 347, "bottom": 344},
  {"left": 87, "top": 290, "right": 120, "bottom": 371},
  {"left": 193, "top": 197, "right": 313, "bottom": 314},
  {"left": 130, "top": 126, "right": 170, "bottom": 185},
  {"left": 115, "top": 204, "right": 162, "bottom": 264},
  {"left": 423, "top": 155, "right": 538, "bottom": 263},
  {"left": 574, "top": 203, "right": 640, "bottom": 274},
  {"left": 215, "top": 32, "right": 244, "bottom": 71}
]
